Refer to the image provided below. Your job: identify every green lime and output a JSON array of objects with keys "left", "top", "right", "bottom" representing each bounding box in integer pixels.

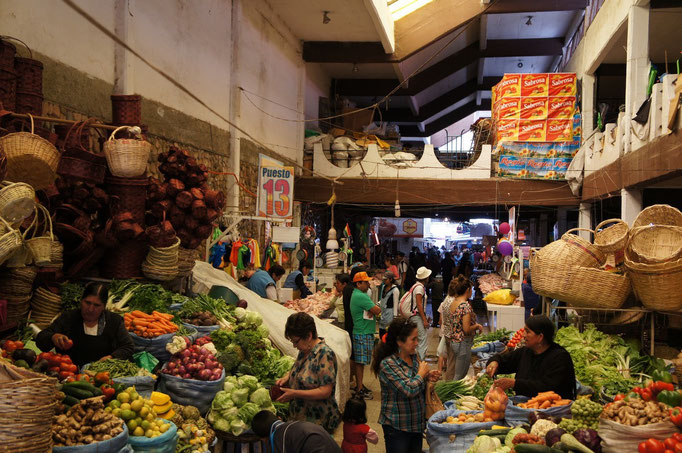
[
  {"left": 127, "top": 419, "right": 138, "bottom": 431},
  {"left": 121, "top": 410, "right": 135, "bottom": 421}
]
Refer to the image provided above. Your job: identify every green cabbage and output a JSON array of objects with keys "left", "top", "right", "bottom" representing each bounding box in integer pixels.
[
  {"left": 245, "top": 311, "right": 263, "bottom": 327},
  {"left": 212, "top": 391, "right": 233, "bottom": 410},
  {"left": 212, "top": 415, "right": 231, "bottom": 432},
  {"left": 220, "top": 406, "right": 239, "bottom": 420},
  {"left": 466, "top": 435, "right": 501, "bottom": 453},
  {"left": 238, "top": 402, "right": 260, "bottom": 425},
  {"left": 257, "top": 324, "right": 269, "bottom": 338},
  {"left": 230, "top": 418, "right": 246, "bottom": 436},
  {"left": 249, "top": 387, "right": 272, "bottom": 407},
  {"left": 233, "top": 307, "right": 247, "bottom": 321},
  {"left": 238, "top": 375, "right": 260, "bottom": 393},
  {"left": 231, "top": 388, "right": 249, "bottom": 407},
  {"left": 223, "top": 381, "right": 236, "bottom": 393},
  {"left": 505, "top": 427, "right": 527, "bottom": 448}
]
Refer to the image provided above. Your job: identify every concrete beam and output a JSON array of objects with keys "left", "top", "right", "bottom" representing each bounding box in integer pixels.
[{"left": 624, "top": 4, "right": 650, "bottom": 155}]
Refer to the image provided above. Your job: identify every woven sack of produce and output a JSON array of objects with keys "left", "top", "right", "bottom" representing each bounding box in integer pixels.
[
  {"left": 103, "top": 126, "right": 150, "bottom": 178},
  {"left": 426, "top": 409, "right": 497, "bottom": 453},
  {"left": 599, "top": 419, "right": 678, "bottom": 453},
  {"left": 52, "top": 424, "right": 129, "bottom": 453},
  {"left": 624, "top": 254, "right": 682, "bottom": 311},
  {"left": 0, "top": 361, "right": 58, "bottom": 452},
  {"left": 633, "top": 204, "right": 682, "bottom": 228},
  {"left": 0, "top": 181, "right": 35, "bottom": 223},
  {"left": 628, "top": 225, "right": 682, "bottom": 264},
  {"left": 504, "top": 395, "right": 572, "bottom": 427},
  {"left": 594, "top": 218, "right": 629, "bottom": 255},
  {"left": 157, "top": 368, "right": 225, "bottom": 415},
  {"left": 0, "top": 114, "right": 60, "bottom": 190},
  {"left": 127, "top": 420, "right": 178, "bottom": 453},
  {"left": 81, "top": 362, "right": 157, "bottom": 398},
  {"left": 531, "top": 253, "right": 631, "bottom": 309},
  {"left": 129, "top": 326, "right": 197, "bottom": 363},
  {"left": 181, "top": 322, "right": 219, "bottom": 339}
]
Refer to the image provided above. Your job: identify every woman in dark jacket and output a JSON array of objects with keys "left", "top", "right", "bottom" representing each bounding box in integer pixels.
[
  {"left": 486, "top": 315, "right": 576, "bottom": 400},
  {"left": 37, "top": 283, "right": 134, "bottom": 367}
]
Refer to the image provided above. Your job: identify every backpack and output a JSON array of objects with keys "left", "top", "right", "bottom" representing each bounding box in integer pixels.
[{"left": 399, "top": 283, "right": 424, "bottom": 318}]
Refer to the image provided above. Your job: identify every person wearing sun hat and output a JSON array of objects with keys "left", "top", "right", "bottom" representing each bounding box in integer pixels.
[
  {"left": 408, "top": 266, "right": 432, "bottom": 360},
  {"left": 350, "top": 271, "right": 381, "bottom": 400}
]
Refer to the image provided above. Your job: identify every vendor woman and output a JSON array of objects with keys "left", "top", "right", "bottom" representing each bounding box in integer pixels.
[
  {"left": 37, "top": 283, "right": 134, "bottom": 367},
  {"left": 486, "top": 315, "right": 576, "bottom": 400}
]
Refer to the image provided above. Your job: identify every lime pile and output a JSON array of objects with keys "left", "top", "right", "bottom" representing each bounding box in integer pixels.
[{"left": 106, "top": 387, "right": 170, "bottom": 438}]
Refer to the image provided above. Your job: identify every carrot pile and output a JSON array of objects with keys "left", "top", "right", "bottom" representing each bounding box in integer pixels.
[
  {"left": 124, "top": 310, "right": 178, "bottom": 337},
  {"left": 518, "top": 391, "right": 572, "bottom": 409}
]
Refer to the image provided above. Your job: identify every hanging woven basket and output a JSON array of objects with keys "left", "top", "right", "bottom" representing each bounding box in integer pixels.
[
  {"left": 0, "top": 216, "right": 23, "bottom": 266},
  {"left": 0, "top": 181, "right": 35, "bottom": 224},
  {"left": 0, "top": 114, "right": 60, "bottom": 190},
  {"left": 25, "top": 204, "right": 55, "bottom": 267},
  {"left": 103, "top": 125, "right": 151, "bottom": 178}
]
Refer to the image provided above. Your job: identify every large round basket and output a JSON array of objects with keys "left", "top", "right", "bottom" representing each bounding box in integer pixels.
[
  {"left": 100, "top": 239, "right": 147, "bottom": 279},
  {"left": 530, "top": 253, "right": 630, "bottom": 308},
  {"left": 103, "top": 125, "right": 151, "bottom": 178},
  {"left": 534, "top": 228, "right": 605, "bottom": 268},
  {"left": 0, "top": 181, "right": 36, "bottom": 223},
  {"left": 57, "top": 120, "right": 107, "bottom": 184},
  {"left": 0, "top": 361, "right": 58, "bottom": 453},
  {"left": 625, "top": 255, "right": 682, "bottom": 311},
  {"left": 633, "top": 204, "right": 682, "bottom": 228},
  {"left": 594, "top": 218, "right": 629, "bottom": 255},
  {"left": 25, "top": 204, "right": 55, "bottom": 267},
  {"left": 0, "top": 113, "right": 60, "bottom": 190},
  {"left": 105, "top": 175, "right": 148, "bottom": 223},
  {"left": 628, "top": 225, "right": 682, "bottom": 265},
  {"left": 0, "top": 216, "right": 23, "bottom": 266}
]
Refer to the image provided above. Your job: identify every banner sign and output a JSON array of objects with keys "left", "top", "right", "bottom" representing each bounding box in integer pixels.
[
  {"left": 257, "top": 166, "right": 294, "bottom": 218},
  {"left": 497, "top": 141, "right": 579, "bottom": 180},
  {"left": 375, "top": 217, "right": 423, "bottom": 238}
]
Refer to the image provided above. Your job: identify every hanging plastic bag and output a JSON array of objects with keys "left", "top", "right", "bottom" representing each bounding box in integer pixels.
[
  {"left": 483, "top": 384, "right": 508, "bottom": 421},
  {"left": 134, "top": 351, "right": 159, "bottom": 373}
]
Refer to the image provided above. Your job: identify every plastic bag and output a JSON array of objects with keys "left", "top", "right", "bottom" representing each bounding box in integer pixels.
[
  {"left": 599, "top": 419, "right": 679, "bottom": 453},
  {"left": 130, "top": 332, "right": 177, "bottom": 363},
  {"left": 483, "top": 384, "right": 508, "bottom": 421},
  {"left": 483, "top": 289, "right": 515, "bottom": 305},
  {"left": 505, "top": 396, "right": 572, "bottom": 426},
  {"left": 53, "top": 423, "right": 129, "bottom": 452},
  {"left": 128, "top": 420, "right": 178, "bottom": 453},
  {"left": 182, "top": 322, "right": 219, "bottom": 339},
  {"left": 426, "top": 409, "right": 497, "bottom": 453},
  {"left": 113, "top": 375, "right": 156, "bottom": 398},
  {"left": 157, "top": 367, "right": 225, "bottom": 415},
  {"left": 134, "top": 351, "right": 159, "bottom": 373}
]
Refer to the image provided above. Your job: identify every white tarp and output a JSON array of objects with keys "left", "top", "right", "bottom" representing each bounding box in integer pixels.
[{"left": 191, "top": 261, "right": 352, "bottom": 406}]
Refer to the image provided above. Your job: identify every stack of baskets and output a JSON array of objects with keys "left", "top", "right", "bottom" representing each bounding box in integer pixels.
[
  {"left": 0, "top": 38, "right": 17, "bottom": 111},
  {"left": 0, "top": 361, "right": 58, "bottom": 452},
  {"left": 0, "top": 266, "right": 37, "bottom": 326},
  {"left": 177, "top": 247, "right": 198, "bottom": 277},
  {"left": 29, "top": 287, "right": 61, "bottom": 328},
  {"left": 531, "top": 226, "right": 632, "bottom": 309},
  {"left": 624, "top": 205, "right": 682, "bottom": 311},
  {"left": 142, "top": 237, "right": 180, "bottom": 281}
]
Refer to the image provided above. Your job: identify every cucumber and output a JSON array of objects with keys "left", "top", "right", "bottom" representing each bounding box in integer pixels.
[
  {"left": 479, "top": 428, "right": 512, "bottom": 436},
  {"left": 62, "top": 385, "right": 94, "bottom": 399},
  {"left": 513, "top": 444, "right": 552, "bottom": 453},
  {"left": 63, "top": 395, "right": 80, "bottom": 406},
  {"left": 91, "top": 387, "right": 103, "bottom": 396},
  {"left": 64, "top": 380, "right": 99, "bottom": 393},
  {"left": 550, "top": 443, "right": 571, "bottom": 452}
]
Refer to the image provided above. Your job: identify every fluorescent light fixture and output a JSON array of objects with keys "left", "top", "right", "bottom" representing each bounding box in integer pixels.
[{"left": 389, "top": 0, "right": 434, "bottom": 21}]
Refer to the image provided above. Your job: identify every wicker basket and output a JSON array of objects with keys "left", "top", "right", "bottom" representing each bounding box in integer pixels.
[
  {"left": 594, "top": 218, "right": 629, "bottom": 254},
  {"left": 625, "top": 255, "right": 682, "bottom": 311},
  {"left": 111, "top": 94, "right": 142, "bottom": 125},
  {"left": 177, "top": 247, "right": 198, "bottom": 276},
  {"left": 628, "top": 225, "right": 682, "bottom": 265},
  {"left": 103, "top": 125, "right": 150, "bottom": 177},
  {"left": 633, "top": 204, "right": 682, "bottom": 228},
  {"left": 25, "top": 204, "right": 55, "bottom": 266},
  {"left": 14, "top": 91, "right": 43, "bottom": 116},
  {"left": 0, "top": 39, "right": 16, "bottom": 69},
  {"left": 0, "top": 67, "right": 16, "bottom": 111},
  {"left": 0, "top": 181, "right": 35, "bottom": 223},
  {"left": 0, "top": 113, "right": 60, "bottom": 190},
  {"left": 14, "top": 56, "right": 43, "bottom": 94},
  {"left": 100, "top": 239, "right": 147, "bottom": 279},
  {"left": 30, "top": 287, "right": 62, "bottom": 329},
  {"left": 5, "top": 241, "right": 31, "bottom": 268},
  {"left": 106, "top": 175, "right": 149, "bottom": 223},
  {"left": 50, "top": 239, "right": 63, "bottom": 268},
  {"left": 0, "top": 361, "right": 58, "bottom": 452},
  {"left": 142, "top": 261, "right": 179, "bottom": 281},
  {"left": 0, "top": 216, "right": 23, "bottom": 266},
  {"left": 530, "top": 253, "right": 631, "bottom": 308},
  {"left": 534, "top": 228, "right": 605, "bottom": 268}
]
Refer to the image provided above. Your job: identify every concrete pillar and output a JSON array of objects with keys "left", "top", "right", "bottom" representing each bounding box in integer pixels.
[
  {"left": 578, "top": 202, "right": 592, "bottom": 241},
  {"left": 621, "top": 188, "right": 643, "bottom": 226},
  {"left": 113, "top": 0, "right": 133, "bottom": 94},
  {"left": 582, "top": 74, "right": 596, "bottom": 138},
  {"left": 624, "top": 4, "right": 650, "bottom": 155}
]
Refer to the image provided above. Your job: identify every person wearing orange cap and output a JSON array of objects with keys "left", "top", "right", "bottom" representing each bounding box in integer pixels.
[{"left": 349, "top": 271, "right": 381, "bottom": 399}]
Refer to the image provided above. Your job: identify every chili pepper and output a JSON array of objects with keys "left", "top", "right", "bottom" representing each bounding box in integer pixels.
[
  {"left": 653, "top": 370, "right": 674, "bottom": 384},
  {"left": 639, "top": 438, "right": 666, "bottom": 453},
  {"left": 670, "top": 408, "right": 682, "bottom": 428},
  {"left": 641, "top": 388, "right": 654, "bottom": 402},
  {"left": 659, "top": 390, "right": 682, "bottom": 407}
]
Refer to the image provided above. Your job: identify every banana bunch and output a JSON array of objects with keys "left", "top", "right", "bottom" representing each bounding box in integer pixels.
[{"left": 456, "top": 396, "right": 485, "bottom": 411}]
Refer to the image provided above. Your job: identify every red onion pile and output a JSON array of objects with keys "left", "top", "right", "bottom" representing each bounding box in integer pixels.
[{"left": 163, "top": 344, "right": 223, "bottom": 381}]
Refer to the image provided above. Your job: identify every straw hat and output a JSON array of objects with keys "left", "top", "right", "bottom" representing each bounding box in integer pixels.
[{"left": 416, "top": 266, "right": 432, "bottom": 280}]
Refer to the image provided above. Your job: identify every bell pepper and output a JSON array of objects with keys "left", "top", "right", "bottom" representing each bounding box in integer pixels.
[
  {"left": 94, "top": 371, "right": 110, "bottom": 385},
  {"left": 641, "top": 388, "right": 654, "bottom": 402},
  {"left": 639, "top": 438, "right": 666, "bottom": 453},
  {"left": 670, "top": 408, "right": 682, "bottom": 428},
  {"left": 650, "top": 381, "right": 676, "bottom": 395},
  {"left": 653, "top": 370, "right": 674, "bottom": 384},
  {"left": 657, "top": 390, "right": 682, "bottom": 407},
  {"left": 100, "top": 384, "right": 116, "bottom": 401}
]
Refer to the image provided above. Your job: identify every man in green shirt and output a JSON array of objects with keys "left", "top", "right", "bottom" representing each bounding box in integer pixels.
[{"left": 350, "top": 271, "right": 381, "bottom": 399}]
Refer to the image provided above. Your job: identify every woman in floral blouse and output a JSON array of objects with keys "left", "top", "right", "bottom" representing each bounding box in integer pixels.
[
  {"left": 440, "top": 275, "right": 483, "bottom": 380},
  {"left": 276, "top": 312, "right": 341, "bottom": 434}
]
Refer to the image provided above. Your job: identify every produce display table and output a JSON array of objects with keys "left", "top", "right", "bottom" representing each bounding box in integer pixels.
[
  {"left": 487, "top": 304, "right": 525, "bottom": 332},
  {"left": 213, "top": 430, "right": 266, "bottom": 453}
]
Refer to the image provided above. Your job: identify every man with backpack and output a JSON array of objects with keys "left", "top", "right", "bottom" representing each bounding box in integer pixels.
[
  {"left": 398, "top": 266, "right": 431, "bottom": 360},
  {"left": 350, "top": 271, "right": 381, "bottom": 399}
]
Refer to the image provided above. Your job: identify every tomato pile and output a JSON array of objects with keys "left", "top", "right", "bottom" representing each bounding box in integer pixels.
[
  {"left": 638, "top": 433, "right": 682, "bottom": 453},
  {"left": 0, "top": 339, "right": 25, "bottom": 357},
  {"left": 37, "top": 351, "right": 78, "bottom": 380},
  {"left": 507, "top": 328, "right": 526, "bottom": 349}
]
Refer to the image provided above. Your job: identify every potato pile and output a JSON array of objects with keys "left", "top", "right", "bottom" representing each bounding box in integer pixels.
[
  {"left": 52, "top": 396, "right": 124, "bottom": 446},
  {"left": 183, "top": 311, "right": 218, "bottom": 326},
  {"left": 601, "top": 399, "right": 670, "bottom": 426},
  {"left": 147, "top": 146, "right": 225, "bottom": 249},
  {"left": 442, "top": 412, "right": 487, "bottom": 425}
]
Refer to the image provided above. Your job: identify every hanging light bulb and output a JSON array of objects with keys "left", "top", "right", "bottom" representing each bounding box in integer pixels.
[{"left": 395, "top": 199, "right": 401, "bottom": 217}]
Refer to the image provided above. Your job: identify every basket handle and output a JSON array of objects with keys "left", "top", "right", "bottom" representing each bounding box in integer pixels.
[
  {"left": 23, "top": 207, "right": 39, "bottom": 240},
  {"left": 37, "top": 204, "right": 54, "bottom": 240},
  {"left": 563, "top": 228, "right": 595, "bottom": 238},
  {"left": 26, "top": 113, "right": 34, "bottom": 135},
  {"left": 0, "top": 35, "right": 32, "bottom": 59},
  {"left": 108, "top": 125, "right": 142, "bottom": 141},
  {"left": 595, "top": 218, "right": 626, "bottom": 232}
]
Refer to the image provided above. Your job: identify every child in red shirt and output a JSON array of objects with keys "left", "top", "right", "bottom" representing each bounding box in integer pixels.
[{"left": 341, "top": 397, "right": 379, "bottom": 453}]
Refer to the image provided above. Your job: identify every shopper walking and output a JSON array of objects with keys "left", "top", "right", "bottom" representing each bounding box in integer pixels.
[
  {"left": 399, "top": 266, "right": 431, "bottom": 361},
  {"left": 396, "top": 251, "right": 407, "bottom": 288},
  {"left": 441, "top": 252, "right": 455, "bottom": 293},
  {"left": 378, "top": 271, "right": 400, "bottom": 338},
  {"left": 275, "top": 312, "right": 341, "bottom": 434},
  {"left": 350, "top": 271, "right": 381, "bottom": 399},
  {"left": 372, "top": 317, "right": 441, "bottom": 453},
  {"left": 440, "top": 275, "right": 483, "bottom": 380},
  {"left": 341, "top": 398, "right": 379, "bottom": 453},
  {"left": 384, "top": 256, "right": 400, "bottom": 282},
  {"left": 428, "top": 275, "right": 444, "bottom": 327}
]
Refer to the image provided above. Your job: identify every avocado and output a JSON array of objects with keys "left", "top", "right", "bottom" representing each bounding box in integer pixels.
[
  {"left": 12, "top": 349, "right": 37, "bottom": 366},
  {"left": 14, "top": 359, "right": 29, "bottom": 368}
]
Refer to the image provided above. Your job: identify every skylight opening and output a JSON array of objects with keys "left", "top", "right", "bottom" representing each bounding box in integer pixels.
[{"left": 388, "top": 0, "right": 434, "bottom": 21}]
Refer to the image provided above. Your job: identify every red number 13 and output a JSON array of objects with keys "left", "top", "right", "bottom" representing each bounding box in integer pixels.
[{"left": 263, "top": 179, "right": 290, "bottom": 216}]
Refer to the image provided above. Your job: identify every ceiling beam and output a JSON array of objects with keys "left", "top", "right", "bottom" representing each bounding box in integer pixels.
[
  {"left": 486, "top": 0, "right": 589, "bottom": 14},
  {"left": 424, "top": 99, "right": 491, "bottom": 137},
  {"left": 650, "top": 0, "right": 682, "bottom": 8},
  {"left": 332, "top": 38, "right": 562, "bottom": 96}
]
